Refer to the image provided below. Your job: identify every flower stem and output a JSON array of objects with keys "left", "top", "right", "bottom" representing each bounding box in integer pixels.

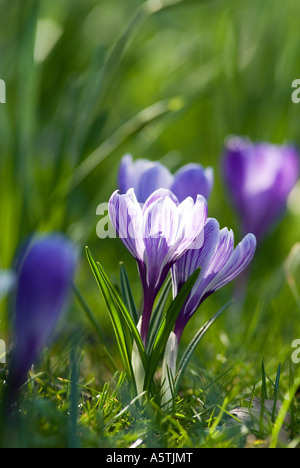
[{"left": 140, "top": 290, "right": 155, "bottom": 345}]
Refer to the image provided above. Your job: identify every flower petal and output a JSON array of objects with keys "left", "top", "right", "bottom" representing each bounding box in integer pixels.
[
  {"left": 201, "top": 232, "right": 257, "bottom": 299},
  {"left": 171, "top": 163, "right": 214, "bottom": 202},
  {"left": 172, "top": 218, "right": 220, "bottom": 338},
  {"left": 142, "top": 195, "right": 179, "bottom": 289},
  {"left": 118, "top": 154, "right": 173, "bottom": 203},
  {"left": 108, "top": 189, "right": 144, "bottom": 261}
]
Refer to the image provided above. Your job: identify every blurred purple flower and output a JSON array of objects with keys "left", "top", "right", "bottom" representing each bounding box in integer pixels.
[
  {"left": 8, "top": 234, "right": 78, "bottom": 393},
  {"left": 109, "top": 188, "right": 207, "bottom": 344},
  {"left": 223, "top": 136, "right": 299, "bottom": 241},
  {"left": 118, "top": 154, "right": 214, "bottom": 203},
  {"left": 172, "top": 218, "right": 257, "bottom": 342}
]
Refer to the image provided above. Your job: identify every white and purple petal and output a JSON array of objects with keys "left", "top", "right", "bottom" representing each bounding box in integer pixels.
[
  {"left": 200, "top": 232, "right": 257, "bottom": 300},
  {"left": 172, "top": 218, "right": 257, "bottom": 341},
  {"left": 108, "top": 189, "right": 144, "bottom": 261},
  {"left": 172, "top": 218, "right": 220, "bottom": 339},
  {"left": 108, "top": 187, "right": 208, "bottom": 344}
]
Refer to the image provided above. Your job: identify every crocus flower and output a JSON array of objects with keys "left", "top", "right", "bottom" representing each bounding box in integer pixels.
[
  {"left": 118, "top": 154, "right": 214, "bottom": 203},
  {"left": 223, "top": 136, "right": 299, "bottom": 242},
  {"left": 108, "top": 188, "right": 208, "bottom": 344},
  {"left": 171, "top": 218, "right": 257, "bottom": 342},
  {"left": 8, "top": 234, "right": 78, "bottom": 394}
]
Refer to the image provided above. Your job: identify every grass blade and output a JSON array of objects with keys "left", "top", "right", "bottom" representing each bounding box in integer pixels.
[
  {"left": 119, "top": 262, "right": 139, "bottom": 325},
  {"left": 69, "top": 3, "right": 151, "bottom": 161},
  {"left": 272, "top": 363, "right": 281, "bottom": 423},
  {"left": 68, "top": 99, "right": 177, "bottom": 192}
]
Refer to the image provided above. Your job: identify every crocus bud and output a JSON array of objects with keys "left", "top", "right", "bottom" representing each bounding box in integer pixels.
[{"left": 7, "top": 233, "right": 78, "bottom": 394}]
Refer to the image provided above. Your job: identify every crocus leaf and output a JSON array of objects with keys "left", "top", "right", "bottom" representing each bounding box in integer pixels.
[
  {"left": 175, "top": 300, "right": 233, "bottom": 393},
  {"left": 119, "top": 262, "right": 139, "bottom": 325},
  {"left": 85, "top": 247, "right": 134, "bottom": 382},
  {"left": 95, "top": 258, "right": 147, "bottom": 368},
  {"left": 86, "top": 248, "right": 147, "bottom": 384}
]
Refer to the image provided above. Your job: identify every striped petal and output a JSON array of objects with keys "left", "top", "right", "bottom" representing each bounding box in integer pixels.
[
  {"left": 172, "top": 219, "right": 257, "bottom": 341},
  {"left": 108, "top": 189, "right": 144, "bottom": 261}
]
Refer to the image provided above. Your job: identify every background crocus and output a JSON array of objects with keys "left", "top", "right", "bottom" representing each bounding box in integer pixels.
[
  {"left": 171, "top": 218, "right": 257, "bottom": 342},
  {"left": 109, "top": 187, "right": 207, "bottom": 344},
  {"left": 223, "top": 136, "right": 299, "bottom": 242},
  {"left": 118, "top": 154, "right": 214, "bottom": 203},
  {"left": 7, "top": 233, "right": 78, "bottom": 395}
]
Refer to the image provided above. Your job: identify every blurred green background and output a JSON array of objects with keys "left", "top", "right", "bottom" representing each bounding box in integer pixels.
[{"left": 0, "top": 0, "right": 300, "bottom": 394}]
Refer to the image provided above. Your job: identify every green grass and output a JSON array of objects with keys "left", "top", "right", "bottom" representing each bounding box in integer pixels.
[{"left": 0, "top": 0, "right": 300, "bottom": 448}]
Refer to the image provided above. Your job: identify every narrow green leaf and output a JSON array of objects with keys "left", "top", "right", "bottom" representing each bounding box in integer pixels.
[
  {"left": 175, "top": 300, "right": 233, "bottom": 393},
  {"left": 272, "top": 363, "right": 281, "bottom": 422},
  {"left": 119, "top": 262, "right": 139, "bottom": 325},
  {"left": 85, "top": 247, "right": 133, "bottom": 380},
  {"left": 95, "top": 258, "right": 147, "bottom": 370},
  {"left": 86, "top": 246, "right": 147, "bottom": 391},
  {"left": 260, "top": 359, "right": 268, "bottom": 434},
  {"left": 261, "top": 359, "right": 268, "bottom": 400}
]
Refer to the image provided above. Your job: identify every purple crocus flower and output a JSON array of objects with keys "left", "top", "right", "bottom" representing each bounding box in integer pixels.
[
  {"left": 118, "top": 154, "right": 214, "bottom": 203},
  {"left": 8, "top": 234, "right": 78, "bottom": 393},
  {"left": 223, "top": 136, "right": 299, "bottom": 242},
  {"left": 109, "top": 188, "right": 208, "bottom": 344},
  {"left": 171, "top": 218, "right": 257, "bottom": 342}
]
